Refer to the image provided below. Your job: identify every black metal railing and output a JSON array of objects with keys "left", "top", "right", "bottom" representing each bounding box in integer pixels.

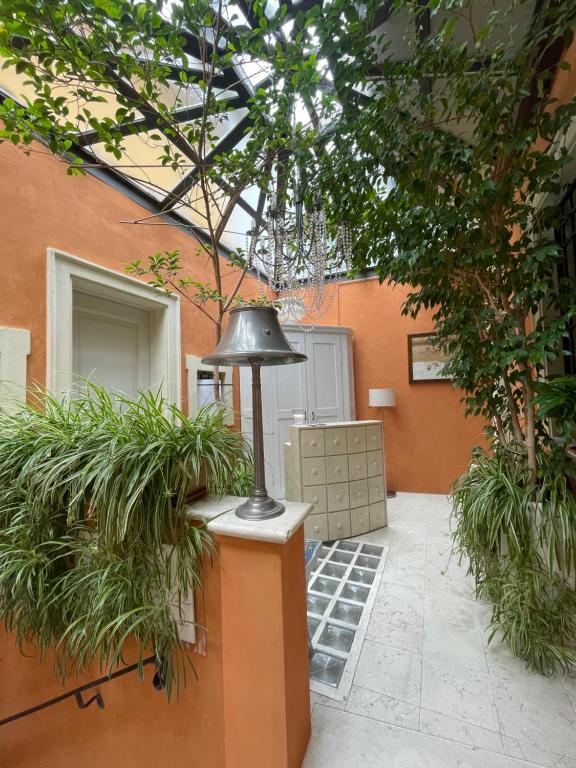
[{"left": 0, "top": 655, "right": 165, "bottom": 727}]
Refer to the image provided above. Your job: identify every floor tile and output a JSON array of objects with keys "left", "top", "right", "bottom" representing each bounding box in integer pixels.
[
  {"left": 423, "top": 619, "right": 487, "bottom": 672},
  {"left": 303, "top": 705, "right": 534, "bottom": 768},
  {"left": 419, "top": 709, "right": 504, "bottom": 753},
  {"left": 354, "top": 640, "right": 422, "bottom": 706},
  {"left": 421, "top": 654, "right": 499, "bottom": 731},
  {"left": 345, "top": 685, "right": 420, "bottom": 729},
  {"left": 493, "top": 674, "right": 576, "bottom": 758},
  {"left": 366, "top": 608, "right": 423, "bottom": 653},
  {"left": 502, "top": 735, "right": 576, "bottom": 768},
  {"left": 424, "top": 586, "right": 481, "bottom": 629}
]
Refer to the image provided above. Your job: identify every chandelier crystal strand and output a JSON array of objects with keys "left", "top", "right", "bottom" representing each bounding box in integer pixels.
[{"left": 249, "top": 201, "right": 352, "bottom": 322}]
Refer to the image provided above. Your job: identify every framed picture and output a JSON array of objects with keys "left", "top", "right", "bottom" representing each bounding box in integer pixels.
[{"left": 408, "top": 333, "right": 453, "bottom": 384}]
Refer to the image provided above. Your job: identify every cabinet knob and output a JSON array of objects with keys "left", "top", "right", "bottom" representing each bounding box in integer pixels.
[
  {"left": 335, "top": 467, "right": 341, "bottom": 474},
  {"left": 314, "top": 526, "right": 320, "bottom": 533},
  {"left": 311, "top": 440, "right": 317, "bottom": 446},
  {"left": 334, "top": 438, "right": 340, "bottom": 445},
  {"left": 354, "top": 437, "right": 360, "bottom": 443},
  {"left": 355, "top": 464, "right": 361, "bottom": 470},
  {"left": 337, "top": 523, "right": 342, "bottom": 530},
  {"left": 336, "top": 494, "right": 342, "bottom": 502},
  {"left": 312, "top": 468, "right": 318, "bottom": 475},
  {"left": 358, "top": 490, "right": 363, "bottom": 497},
  {"left": 313, "top": 496, "right": 319, "bottom": 503}
]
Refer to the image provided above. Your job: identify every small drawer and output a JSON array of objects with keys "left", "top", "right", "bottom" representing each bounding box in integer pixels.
[
  {"left": 348, "top": 453, "right": 368, "bottom": 481},
  {"left": 325, "top": 427, "right": 347, "bottom": 456},
  {"left": 301, "top": 429, "right": 326, "bottom": 458},
  {"left": 328, "top": 509, "right": 351, "bottom": 540},
  {"left": 351, "top": 505, "right": 370, "bottom": 536},
  {"left": 347, "top": 426, "right": 366, "bottom": 454},
  {"left": 366, "top": 424, "right": 383, "bottom": 451},
  {"left": 369, "top": 501, "right": 387, "bottom": 530},
  {"left": 367, "top": 450, "right": 384, "bottom": 478},
  {"left": 302, "top": 457, "right": 326, "bottom": 486},
  {"left": 327, "top": 482, "right": 350, "bottom": 512},
  {"left": 368, "top": 475, "right": 385, "bottom": 504},
  {"left": 349, "top": 478, "right": 369, "bottom": 509},
  {"left": 304, "top": 513, "right": 329, "bottom": 541},
  {"left": 326, "top": 454, "right": 349, "bottom": 484},
  {"left": 302, "top": 485, "right": 327, "bottom": 514}
]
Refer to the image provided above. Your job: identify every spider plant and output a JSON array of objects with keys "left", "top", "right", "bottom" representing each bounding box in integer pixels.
[
  {"left": 0, "top": 384, "right": 250, "bottom": 695},
  {"left": 452, "top": 447, "right": 576, "bottom": 675}
]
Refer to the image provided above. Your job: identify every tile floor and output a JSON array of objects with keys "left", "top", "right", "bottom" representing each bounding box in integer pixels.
[{"left": 304, "top": 493, "right": 576, "bottom": 768}]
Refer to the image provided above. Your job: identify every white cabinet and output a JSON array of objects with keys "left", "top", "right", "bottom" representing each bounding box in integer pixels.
[
  {"left": 285, "top": 422, "right": 388, "bottom": 541},
  {"left": 240, "top": 325, "right": 354, "bottom": 498}
]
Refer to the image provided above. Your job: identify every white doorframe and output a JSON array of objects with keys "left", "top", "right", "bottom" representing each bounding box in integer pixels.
[{"left": 47, "top": 248, "right": 181, "bottom": 404}]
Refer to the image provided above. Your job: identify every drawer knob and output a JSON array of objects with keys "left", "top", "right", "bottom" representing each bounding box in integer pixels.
[
  {"left": 334, "top": 438, "right": 340, "bottom": 445},
  {"left": 312, "top": 468, "right": 318, "bottom": 475},
  {"left": 358, "top": 491, "right": 363, "bottom": 497},
  {"left": 336, "top": 494, "right": 342, "bottom": 502},
  {"left": 337, "top": 523, "right": 342, "bottom": 530},
  {"left": 354, "top": 437, "right": 360, "bottom": 443},
  {"left": 336, "top": 467, "right": 341, "bottom": 473},
  {"left": 355, "top": 464, "right": 361, "bottom": 470},
  {"left": 311, "top": 440, "right": 317, "bottom": 446},
  {"left": 313, "top": 496, "right": 319, "bottom": 503}
]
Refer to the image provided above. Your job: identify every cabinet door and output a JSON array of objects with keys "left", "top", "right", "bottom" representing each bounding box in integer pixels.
[{"left": 305, "top": 332, "right": 345, "bottom": 424}]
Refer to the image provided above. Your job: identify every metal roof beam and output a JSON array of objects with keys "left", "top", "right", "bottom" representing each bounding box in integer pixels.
[
  {"left": 76, "top": 95, "right": 244, "bottom": 147},
  {"left": 161, "top": 112, "right": 254, "bottom": 209}
]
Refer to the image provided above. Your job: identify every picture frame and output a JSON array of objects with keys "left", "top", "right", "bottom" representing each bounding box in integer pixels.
[{"left": 408, "top": 333, "right": 453, "bottom": 384}]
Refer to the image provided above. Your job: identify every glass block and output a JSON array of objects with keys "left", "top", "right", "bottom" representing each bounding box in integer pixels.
[
  {"left": 319, "top": 623, "right": 356, "bottom": 653},
  {"left": 355, "top": 554, "right": 380, "bottom": 570},
  {"left": 336, "top": 540, "right": 360, "bottom": 553},
  {"left": 309, "top": 651, "right": 346, "bottom": 687},
  {"left": 307, "top": 616, "right": 321, "bottom": 636},
  {"left": 310, "top": 576, "right": 339, "bottom": 595},
  {"left": 307, "top": 594, "right": 330, "bottom": 616},
  {"left": 319, "top": 545, "right": 332, "bottom": 559},
  {"left": 330, "top": 600, "right": 363, "bottom": 626},
  {"left": 361, "top": 544, "right": 384, "bottom": 557},
  {"left": 329, "top": 550, "right": 353, "bottom": 565},
  {"left": 321, "top": 561, "right": 347, "bottom": 579},
  {"left": 340, "top": 583, "right": 370, "bottom": 603},
  {"left": 348, "top": 567, "right": 375, "bottom": 585}
]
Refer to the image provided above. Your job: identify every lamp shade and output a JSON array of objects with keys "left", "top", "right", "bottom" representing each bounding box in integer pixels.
[
  {"left": 369, "top": 388, "right": 396, "bottom": 408},
  {"left": 201, "top": 305, "right": 307, "bottom": 367}
]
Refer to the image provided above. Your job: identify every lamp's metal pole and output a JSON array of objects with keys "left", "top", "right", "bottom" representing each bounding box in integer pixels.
[{"left": 235, "top": 361, "right": 285, "bottom": 520}]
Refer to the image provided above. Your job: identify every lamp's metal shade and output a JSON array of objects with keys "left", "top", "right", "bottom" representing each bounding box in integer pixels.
[{"left": 201, "top": 305, "right": 307, "bottom": 367}]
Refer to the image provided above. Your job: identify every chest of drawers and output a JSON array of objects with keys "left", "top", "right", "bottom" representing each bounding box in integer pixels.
[{"left": 284, "top": 421, "right": 388, "bottom": 541}]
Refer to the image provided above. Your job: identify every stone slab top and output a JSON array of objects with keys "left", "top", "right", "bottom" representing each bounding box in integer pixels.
[
  {"left": 186, "top": 495, "right": 313, "bottom": 544},
  {"left": 289, "top": 420, "right": 381, "bottom": 429}
]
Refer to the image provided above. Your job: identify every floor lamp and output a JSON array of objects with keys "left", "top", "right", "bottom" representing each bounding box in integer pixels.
[{"left": 368, "top": 388, "right": 397, "bottom": 499}]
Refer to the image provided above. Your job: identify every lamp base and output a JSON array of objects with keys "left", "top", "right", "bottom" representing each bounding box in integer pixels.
[{"left": 235, "top": 494, "right": 285, "bottom": 521}]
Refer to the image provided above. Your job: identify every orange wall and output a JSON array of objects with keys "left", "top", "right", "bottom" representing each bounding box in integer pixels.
[
  {"left": 305, "top": 278, "right": 487, "bottom": 493},
  {"left": 0, "top": 554, "right": 226, "bottom": 768},
  {"left": 0, "top": 140, "right": 261, "bottom": 415}
]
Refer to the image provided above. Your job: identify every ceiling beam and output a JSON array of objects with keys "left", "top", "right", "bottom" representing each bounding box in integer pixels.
[
  {"left": 161, "top": 113, "right": 254, "bottom": 209},
  {"left": 76, "top": 94, "right": 245, "bottom": 147}
]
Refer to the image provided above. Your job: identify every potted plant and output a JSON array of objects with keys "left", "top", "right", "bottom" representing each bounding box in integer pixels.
[{"left": 0, "top": 383, "right": 250, "bottom": 694}]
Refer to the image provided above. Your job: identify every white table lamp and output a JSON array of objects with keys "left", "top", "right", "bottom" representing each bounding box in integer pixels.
[
  {"left": 368, "top": 388, "right": 396, "bottom": 498},
  {"left": 369, "top": 388, "right": 396, "bottom": 408}
]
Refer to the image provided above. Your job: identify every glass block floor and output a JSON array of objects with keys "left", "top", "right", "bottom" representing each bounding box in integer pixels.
[{"left": 307, "top": 539, "right": 388, "bottom": 699}]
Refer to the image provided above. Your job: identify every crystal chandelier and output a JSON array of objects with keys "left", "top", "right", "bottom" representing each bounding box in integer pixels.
[{"left": 246, "top": 196, "right": 352, "bottom": 322}]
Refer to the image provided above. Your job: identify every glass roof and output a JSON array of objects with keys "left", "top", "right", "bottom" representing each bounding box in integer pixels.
[{"left": 0, "top": 0, "right": 541, "bottom": 258}]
